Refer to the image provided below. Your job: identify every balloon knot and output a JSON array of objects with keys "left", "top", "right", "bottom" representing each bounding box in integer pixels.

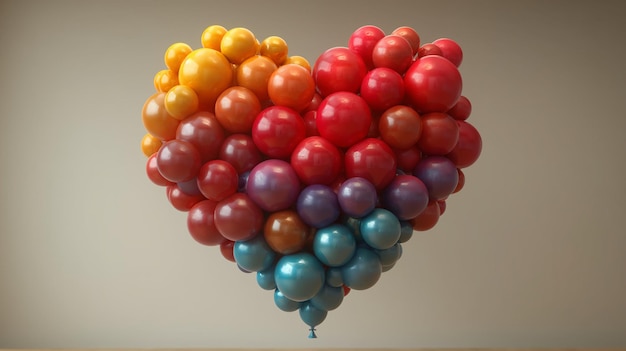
[{"left": 308, "top": 327, "right": 317, "bottom": 338}]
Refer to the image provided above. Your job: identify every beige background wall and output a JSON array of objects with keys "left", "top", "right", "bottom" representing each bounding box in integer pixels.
[{"left": 1, "top": 0, "right": 625, "bottom": 348}]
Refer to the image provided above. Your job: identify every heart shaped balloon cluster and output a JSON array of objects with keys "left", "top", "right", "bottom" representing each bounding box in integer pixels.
[{"left": 140, "top": 24, "right": 482, "bottom": 338}]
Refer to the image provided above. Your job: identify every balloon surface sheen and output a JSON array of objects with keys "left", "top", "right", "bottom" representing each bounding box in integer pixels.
[{"left": 139, "top": 23, "right": 482, "bottom": 338}]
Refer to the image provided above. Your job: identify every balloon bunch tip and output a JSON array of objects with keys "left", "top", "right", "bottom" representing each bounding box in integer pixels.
[{"left": 308, "top": 327, "right": 317, "bottom": 338}]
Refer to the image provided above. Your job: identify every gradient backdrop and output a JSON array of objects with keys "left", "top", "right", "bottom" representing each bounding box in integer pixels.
[{"left": 1, "top": 0, "right": 625, "bottom": 348}]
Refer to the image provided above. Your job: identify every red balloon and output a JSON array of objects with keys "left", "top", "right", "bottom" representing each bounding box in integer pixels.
[
  {"left": 359, "top": 67, "right": 405, "bottom": 112},
  {"left": 291, "top": 136, "right": 342, "bottom": 185},
  {"left": 219, "top": 134, "right": 263, "bottom": 173},
  {"left": 345, "top": 138, "right": 397, "bottom": 191},
  {"left": 214, "top": 193, "right": 264, "bottom": 242},
  {"left": 302, "top": 93, "right": 323, "bottom": 114},
  {"left": 156, "top": 139, "right": 202, "bottom": 182},
  {"left": 176, "top": 111, "right": 225, "bottom": 163},
  {"left": 411, "top": 201, "right": 440, "bottom": 231},
  {"left": 404, "top": 55, "right": 462, "bottom": 113},
  {"left": 348, "top": 25, "right": 385, "bottom": 69},
  {"left": 316, "top": 91, "right": 371, "bottom": 148},
  {"left": 312, "top": 47, "right": 367, "bottom": 97},
  {"left": 146, "top": 154, "right": 174, "bottom": 186},
  {"left": 391, "top": 26, "right": 421, "bottom": 56},
  {"left": 372, "top": 34, "right": 413, "bottom": 74},
  {"left": 447, "top": 95, "right": 472, "bottom": 121},
  {"left": 437, "top": 199, "right": 447, "bottom": 216},
  {"left": 302, "top": 110, "right": 319, "bottom": 137},
  {"left": 187, "top": 200, "right": 225, "bottom": 246},
  {"left": 417, "top": 43, "right": 443, "bottom": 58},
  {"left": 454, "top": 168, "right": 465, "bottom": 193},
  {"left": 166, "top": 184, "right": 205, "bottom": 211},
  {"left": 220, "top": 240, "right": 236, "bottom": 262},
  {"left": 432, "top": 38, "right": 463, "bottom": 67},
  {"left": 394, "top": 146, "right": 422, "bottom": 174},
  {"left": 197, "top": 160, "right": 239, "bottom": 201},
  {"left": 378, "top": 105, "right": 422, "bottom": 150},
  {"left": 417, "top": 112, "right": 459, "bottom": 155},
  {"left": 446, "top": 120, "right": 482, "bottom": 168},
  {"left": 252, "top": 106, "right": 306, "bottom": 159}
]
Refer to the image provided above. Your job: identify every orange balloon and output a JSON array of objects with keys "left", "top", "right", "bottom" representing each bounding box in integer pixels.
[
  {"left": 164, "top": 42, "right": 193, "bottom": 73},
  {"left": 264, "top": 210, "right": 311, "bottom": 255},
  {"left": 141, "top": 133, "right": 162, "bottom": 157},
  {"left": 236, "top": 55, "right": 277, "bottom": 102},
  {"left": 215, "top": 86, "right": 261, "bottom": 133},
  {"left": 260, "top": 36, "right": 288, "bottom": 65},
  {"left": 153, "top": 69, "right": 179, "bottom": 93},
  {"left": 220, "top": 27, "right": 258, "bottom": 64},
  {"left": 178, "top": 48, "right": 233, "bottom": 110},
  {"left": 164, "top": 84, "right": 199, "bottom": 120},
  {"left": 284, "top": 55, "right": 311, "bottom": 72},
  {"left": 267, "top": 64, "right": 315, "bottom": 111},
  {"left": 142, "top": 92, "right": 180, "bottom": 141},
  {"left": 201, "top": 25, "right": 227, "bottom": 50}
]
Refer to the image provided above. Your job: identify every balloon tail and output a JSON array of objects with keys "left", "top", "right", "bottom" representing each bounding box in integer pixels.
[{"left": 308, "top": 327, "right": 317, "bottom": 338}]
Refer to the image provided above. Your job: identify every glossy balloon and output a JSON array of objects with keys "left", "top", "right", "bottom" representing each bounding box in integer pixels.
[
  {"left": 252, "top": 106, "right": 306, "bottom": 159},
  {"left": 260, "top": 35, "right": 289, "bottom": 65},
  {"left": 220, "top": 27, "right": 258, "bottom": 65},
  {"left": 142, "top": 92, "right": 180, "bottom": 141},
  {"left": 153, "top": 69, "right": 179, "bottom": 93},
  {"left": 344, "top": 138, "right": 397, "bottom": 190},
  {"left": 233, "top": 235, "right": 275, "bottom": 272},
  {"left": 411, "top": 200, "right": 441, "bottom": 231},
  {"left": 268, "top": 64, "right": 315, "bottom": 112},
  {"left": 348, "top": 25, "right": 385, "bottom": 69},
  {"left": 404, "top": 55, "right": 462, "bottom": 113},
  {"left": 264, "top": 210, "right": 310, "bottom": 255},
  {"left": 219, "top": 134, "right": 262, "bottom": 173},
  {"left": 378, "top": 105, "right": 422, "bottom": 150},
  {"left": 313, "top": 224, "right": 356, "bottom": 267},
  {"left": 178, "top": 48, "right": 233, "bottom": 110},
  {"left": 246, "top": 159, "right": 301, "bottom": 212},
  {"left": 446, "top": 120, "right": 482, "bottom": 168},
  {"left": 156, "top": 139, "right": 202, "bottom": 183},
  {"left": 417, "top": 112, "right": 459, "bottom": 155},
  {"left": 432, "top": 37, "right": 463, "bottom": 67},
  {"left": 413, "top": 156, "right": 459, "bottom": 201},
  {"left": 316, "top": 92, "right": 371, "bottom": 148},
  {"left": 391, "top": 26, "right": 421, "bottom": 55},
  {"left": 201, "top": 25, "right": 227, "bottom": 50},
  {"left": 341, "top": 247, "right": 382, "bottom": 290},
  {"left": 376, "top": 243, "right": 403, "bottom": 267},
  {"left": 257, "top": 268, "right": 276, "bottom": 290},
  {"left": 325, "top": 267, "right": 344, "bottom": 287},
  {"left": 220, "top": 240, "right": 236, "bottom": 262},
  {"left": 336, "top": 177, "right": 377, "bottom": 218},
  {"left": 372, "top": 34, "right": 413, "bottom": 74},
  {"left": 310, "top": 284, "right": 343, "bottom": 311},
  {"left": 299, "top": 302, "right": 327, "bottom": 328},
  {"left": 274, "top": 289, "right": 301, "bottom": 312},
  {"left": 382, "top": 174, "right": 429, "bottom": 220},
  {"left": 312, "top": 47, "right": 367, "bottom": 96},
  {"left": 417, "top": 43, "right": 443, "bottom": 58},
  {"left": 187, "top": 200, "right": 225, "bottom": 246},
  {"left": 296, "top": 184, "right": 340, "bottom": 228},
  {"left": 290, "top": 136, "right": 342, "bottom": 185},
  {"left": 394, "top": 145, "right": 422, "bottom": 174},
  {"left": 398, "top": 221, "right": 414, "bottom": 243},
  {"left": 214, "top": 193, "right": 264, "bottom": 241},
  {"left": 141, "top": 133, "right": 162, "bottom": 157},
  {"left": 215, "top": 86, "right": 261, "bottom": 133},
  {"left": 359, "top": 208, "right": 401, "bottom": 250},
  {"left": 166, "top": 184, "right": 205, "bottom": 211},
  {"left": 447, "top": 95, "right": 472, "bottom": 121},
  {"left": 360, "top": 67, "right": 405, "bottom": 112},
  {"left": 196, "top": 160, "right": 238, "bottom": 202},
  {"left": 146, "top": 154, "right": 174, "bottom": 187},
  {"left": 236, "top": 55, "right": 277, "bottom": 102},
  {"left": 164, "top": 84, "right": 199, "bottom": 120},
  {"left": 274, "top": 253, "right": 325, "bottom": 302},
  {"left": 176, "top": 111, "right": 225, "bottom": 163}
]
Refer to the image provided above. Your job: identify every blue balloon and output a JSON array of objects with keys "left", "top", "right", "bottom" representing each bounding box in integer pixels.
[
  {"left": 299, "top": 301, "right": 328, "bottom": 328},
  {"left": 337, "top": 177, "right": 377, "bottom": 218},
  {"left": 296, "top": 184, "right": 340, "bottom": 228},
  {"left": 313, "top": 224, "right": 356, "bottom": 267},
  {"left": 233, "top": 235, "right": 275, "bottom": 272},
  {"left": 376, "top": 243, "right": 403, "bottom": 267},
  {"left": 382, "top": 174, "right": 429, "bottom": 220},
  {"left": 341, "top": 247, "right": 382, "bottom": 290},
  {"left": 413, "top": 156, "right": 459, "bottom": 201},
  {"left": 359, "top": 208, "right": 401, "bottom": 250},
  {"left": 257, "top": 268, "right": 276, "bottom": 290},
  {"left": 274, "top": 289, "right": 300, "bottom": 312},
  {"left": 325, "top": 267, "right": 344, "bottom": 287},
  {"left": 310, "top": 284, "right": 344, "bottom": 311},
  {"left": 274, "top": 253, "right": 325, "bottom": 302},
  {"left": 398, "top": 220, "right": 414, "bottom": 243}
]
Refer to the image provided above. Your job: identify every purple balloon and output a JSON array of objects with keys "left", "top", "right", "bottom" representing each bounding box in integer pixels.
[
  {"left": 337, "top": 177, "right": 377, "bottom": 218},
  {"left": 246, "top": 159, "right": 301, "bottom": 212},
  {"left": 412, "top": 156, "right": 459, "bottom": 201},
  {"left": 382, "top": 174, "right": 429, "bottom": 220},
  {"left": 297, "top": 185, "right": 340, "bottom": 228}
]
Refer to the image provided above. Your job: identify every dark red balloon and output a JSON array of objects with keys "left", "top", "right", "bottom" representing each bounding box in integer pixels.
[
  {"left": 372, "top": 34, "right": 413, "bottom": 74},
  {"left": 303, "top": 110, "right": 319, "bottom": 137},
  {"left": 447, "top": 95, "right": 472, "bottom": 121},
  {"left": 317, "top": 91, "right": 371, "bottom": 148},
  {"left": 417, "top": 43, "right": 443, "bottom": 58},
  {"left": 446, "top": 120, "right": 482, "bottom": 168},
  {"left": 313, "top": 47, "right": 367, "bottom": 97},
  {"left": 146, "top": 154, "right": 174, "bottom": 186},
  {"left": 220, "top": 240, "right": 236, "bottom": 262},
  {"left": 156, "top": 139, "right": 202, "bottom": 183},
  {"left": 291, "top": 136, "right": 342, "bottom": 185},
  {"left": 219, "top": 134, "right": 263, "bottom": 173},
  {"left": 411, "top": 201, "right": 440, "bottom": 231},
  {"left": 454, "top": 168, "right": 465, "bottom": 194},
  {"left": 166, "top": 184, "right": 205, "bottom": 211},
  {"left": 252, "top": 106, "right": 306, "bottom": 159},
  {"left": 187, "top": 200, "right": 225, "bottom": 246},
  {"left": 345, "top": 138, "right": 397, "bottom": 191},
  {"left": 197, "top": 160, "right": 239, "bottom": 201},
  {"left": 404, "top": 55, "right": 462, "bottom": 113},
  {"left": 432, "top": 38, "right": 463, "bottom": 67},
  {"left": 417, "top": 112, "right": 459, "bottom": 156},
  {"left": 214, "top": 193, "right": 264, "bottom": 242},
  {"left": 394, "top": 146, "right": 422, "bottom": 174},
  {"left": 176, "top": 111, "right": 225, "bottom": 163}
]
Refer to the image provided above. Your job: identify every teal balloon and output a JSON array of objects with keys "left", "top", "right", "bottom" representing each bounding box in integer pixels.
[
  {"left": 310, "top": 284, "right": 344, "bottom": 311},
  {"left": 274, "top": 289, "right": 300, "bottom": 312},
  {"left": 325, "top": 267, "right": 343, "bottom": 287},
  {"left": 398, "top": 220, "right": 414, "bottom": 243},
  {"left": 376, "top": 243, "right": 403, "bottom": 267},
  {"left": 257, "top": 268, "right": 276, "bottom": 290},
  {"left": 299, "top": 301, "right": 327, "bottom": 327},
  {"left": 341, "top": 247, "right": 382, "bottom": 290},
  {"left": 233, "top": 235, "right": 275, "bottom": 272},
  {"left": 274, "top": 253, "right": 325, "bottom": 302},
  {"left": 313, "top": 224, "right": 356, "bottom": 267},
  {"left": 359, "top": 208, "right": 401, "bottom": 249}
]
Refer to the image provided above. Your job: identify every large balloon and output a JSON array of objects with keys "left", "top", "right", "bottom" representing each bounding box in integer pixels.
[
  {"left": 316, "top": 92, "right": 371, "bottom": 148},
  {"left": 312, "top": 47, "right": 367, "bottom": 96},
  {"left": 214, "top": 193, "right": 264, "bottom": 241},
  {"left": 274, "top": 253, "right": 325, "bottom": 302},
  {"left": 404, "top": 55, "right": 462, "bottom": 113}
]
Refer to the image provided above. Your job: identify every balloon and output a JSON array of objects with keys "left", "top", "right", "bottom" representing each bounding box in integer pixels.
[
  {"left": 313, "top": 224, "right": 356, "bottom": 267},
  {"left": 413, "top": 156, "right": 459, "bottom": 201},
  {"left": 438, "top": 199, "right": 447, "bottom": 216},
  {"left": 153, "top": 69, "right": 179, "bottom": 93},
  {"left": 220, "top": 27, "right": 258, "bottom": 64},
  {"left": 246, "top": 159, "right": 301, "bottom": 212},
  {"left": 164, "top": 42, "right": 192, "bottom": 73},
  {"left": 394, "top": 145, "right": 422, "bottom": 174},
  {"left": 336, "top": 177, "right": 377, "bottom": 218},
  {"left": 177, "top": 177, "right": 202, "bottom": 195},
  {"left": 220, "top": 240, "right": 236, "bottom": 262},
  {"left": 316, "top": 91, "right": 371, "bottom": 148},
  {"left": 196, "top": 160, "right": 238, "bottom": 202},
  {"left": 404, "top": 55, "right": 462, "bottom": 113},
  {"left": 417, "top": 43, "right": 443, "bottom": 58},
  {"left": 274, "top": 253, "right": 325, "bottom": 302},
  {"left": 299, "top": 302, "right": 327, "bottom": 332},
  {"left": 376, "top": 243, "right": 403, "bottom": 267},
  {"left": 156, "top": 139, "right": 202, "bottom": 183},
  {"left": 290, "top": 136, "right": 342, "bottom": 185},
  {"left": 274, "top": 289, "right": 301, "bottom": 312},
  {"left": 382, "top": 174, "right": 429, "bottom": 220},
  {"left": 454, "top": 168, "right": 465, "bottom": 193},
  {"left": 142, "top": 92, "right": 180, "bottom": 141},
  {"left": 201, "top": 25, "right": 226, "bottom": 50},
  {"left": 214, "top": 86, "right": 261, "bottom": 133},
  {"left": 268, "top": 64, "right": 315, "bottom": 112},
  {"left": 178, "top": 48, "right": 233, "bottom": 110},
  {"left": 252, "top": 106, "right": 306, "bottom": 159},
  {"left": 447, "top": 95, "right": 472, "bottom": 121},
  {"left": 296, "top": 184, "right": 340, "bottom": 228},
  {"left": 398, "top": 220, "right": 415, "bottom": 243},
  {"left": 446, "top": 120, "right": 483, "bottom": 168},
  {"left": 359, "top": 208, "right": 401, "bottom": 250},
  {"left": 325, "top": 267, "right": 344, "bottom": 287},
  {"left": 146, "top": 154, "right": 174, "bottom": 187},
  {"left": 260, "top": 35, "right": 289, "bottom": 65},
  {"left": 176, "top": 111, "right": 225, "bottom": 163},
  {"left": 432, "top": 37, "right": 463, "bottom": 67},
  {"left": 236, "top": 55, "right": 278, "bottom": 102},
  {"left": 312, "top": 47, "right": 367, "bottom": 97},
  {"left": 233, "top": 235, "right": 275, "bottom": 272},
  {"left": 141, "top": 133, "right": 162, "bottom": 157},
  {"left": 310, "top": 284, "right": 344, "bottom": 311},
  {"left": 187, "top": 200, "right": 225, "bottom": 246},
  {"left": 391, "top": 26, "right": 421, "bottom": 55},
  {"left": 164, "top": 84, "right": 199, "bottom": 120},
  {"left": 219, "top": 134, "right": 262, "bottom": 173},
  {"left": 264, "top": 210, "right": 310, "bottom": 255},
  {"left": 360, "top": 67, "right": 405, "bottom": 112},
  {"left": 417, "top": 112, "right": 459, "bottom": 155},
  {"left": 344, "top": 138, "right": 397, "bottom": 190},
  {"left": 378, "top": 105, "right": 422, "bottom": 150},
  {"left": 341, "top": 247, "right": 382, "bottom": 290},
  {"left": 166, "top": 184, "right": 205, "bottom": 211},
  {"left": 214, "top": 193, "right": 264, "bottom": 241},
  {"left": 372, "top": 34, "right": 413, "bottom": 74},
  {"left": 348, "top": 25, "right": 385, "bottom": 69},
  {"left": 411, "top": 201, "right": 441, "bottom": 231},
  {"left": 284, "top": 55, "right": 311, "bottom": 72}
]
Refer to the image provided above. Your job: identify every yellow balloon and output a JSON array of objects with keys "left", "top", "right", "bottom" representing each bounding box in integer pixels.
[
  {"left": 141, "top": 133, "right": 162, "bottom": 157},
  {"left": 284, "top": 55, "right": 311, "bottom": 73},
  {"left": 201, "top": 25, "right": 227, "bottom": 50},
  {"left": 164, "top": 42, "right": 193, "bottom": 73},
  {"left": 220, "top": 27, "right": 258, "bottom": 64},
  {"left": 178, "top": 48, "right": 233, "bottom": 111},
  {"left": 260, "top": 36, "right": 288, "bottom": 66},
  {"left": 153, "top": 69, "right": 179, "bottom": 92},
  {"left": 164, "top": 84, "right": 199, "bottom": 120}
]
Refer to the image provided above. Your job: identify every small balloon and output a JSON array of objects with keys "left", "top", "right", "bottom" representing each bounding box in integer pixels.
[
  {"left": 296, "top": 184, "right": 341, "bottom": 228},
  {"left": 359, "top": 208, "right": 402, "bottom": 250},
  {"left": 234, "top": 235, "right": 276, "bottom": 272},
  {"left": 336, "top": 177, "right": 377, "bottom": 218},
  {"left": 257, "top": 268, "right": 277, "bottom": 290},
  {"left": 274, "top": 289, "right": 301, "bottom": 312}
]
